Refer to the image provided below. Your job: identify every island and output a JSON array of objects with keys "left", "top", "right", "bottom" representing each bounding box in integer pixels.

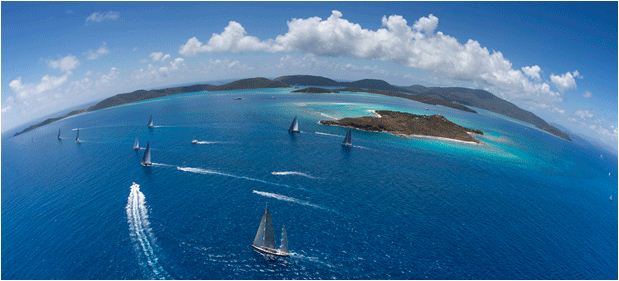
[
  {"left": 320, "top": 110, "right": 483, "bottom": 144},
  {"left": 292, "top": 87, "right": 339, "bottom": 94},
  {"left": 13, "top": 75, "right": 569, "bottom": 142}
]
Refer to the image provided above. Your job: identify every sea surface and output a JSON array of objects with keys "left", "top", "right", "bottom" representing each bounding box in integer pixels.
[{"left": 2, "top": 88, "right": 617, "bottom": 279}]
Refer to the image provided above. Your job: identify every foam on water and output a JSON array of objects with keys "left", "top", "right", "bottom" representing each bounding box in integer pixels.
[
  {"left": 252, "top": 190, "right": 326, "bottom": 210},
  {"left": 314, "top": 131, "right": 342, "bottom": 138},
  {"left": 271, "top": 171, "right": 319, "bottom": 179},
  {"left": 177, "top": 166, "right": 289, "bottom": 187},
  {"left": 126, "top": 182, "right": 169, "bottom": 279}
]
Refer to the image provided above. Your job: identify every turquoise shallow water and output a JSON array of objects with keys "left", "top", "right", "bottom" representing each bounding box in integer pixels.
[{"left": 2, "top": 88, "right": 617, "bottom": 279}]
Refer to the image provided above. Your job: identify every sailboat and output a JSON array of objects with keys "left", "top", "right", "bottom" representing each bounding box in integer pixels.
[
  {"left": 610, "top": 195, "right": 613, "bottom": 201},
  {"left": 191, "top": 137, "right": 199, "bottom": 144},
  {"left": 75, "top": 128, "right": 81, "bottom": 143},
  {"left": 133, "top": 137, "right": 140, "bottom": 150},
  {"left": 147, "top": 115, "right": 155, "bottom": 129},
  {"left": 57, "top": 128, "right": 62, "bottom": 141},
  {"left": 342, "top": 129, "right": 352, "bottom": 147},
  {"left": 141, "top": 142, "right": 152, "bottom": 166},
  {"left": 252, "top": 207, "right": 289, "bottom": 257},
  {"left": 288, "top": 116, "right": 300, "bottom": 133}
]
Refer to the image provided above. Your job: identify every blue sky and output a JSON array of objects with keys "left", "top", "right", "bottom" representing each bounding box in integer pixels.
[{"left": 2, "top": 2, "right": 617, "bottom": 150}]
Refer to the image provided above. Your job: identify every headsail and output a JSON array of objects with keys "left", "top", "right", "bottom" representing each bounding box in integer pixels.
[
  {"left": 133, "top": 137, "right": 140, "bottom": 150},
  {"left": 288, "top": 116, "right": 300, "bottom": 133},
  {"left": 141, "top": 142, "right": 152, "bottom": 166},
  {"left": 279, "top": 225, "right": 289, "bottom": 254},
  {"left": 253, "top": 207, "right": 276, "bottom": 249},
  {"left": 148, "top": 115, "right": 154, "bottom": 128},
  {"left": 342, "top": 129, "right": 352, "bottom": 146}
]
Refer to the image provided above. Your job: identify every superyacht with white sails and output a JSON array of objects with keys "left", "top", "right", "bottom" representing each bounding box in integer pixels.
[
  {"left": 141, "top": 142, "right": 152, "bottom": 166},
  {"left": 288, "top": 116, "right": 300, "bottom": 133},
  {"left": 252, "top": 206, "right": 289, "bottom": 257}
]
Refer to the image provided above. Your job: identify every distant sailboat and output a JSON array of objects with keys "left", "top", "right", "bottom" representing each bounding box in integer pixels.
[
  {"left": 75, "top": 128, "right": 81, "bottom": 143},
  {"left": 147, "top": 115, "right": 155, "bottom": 129},
  {"left": 57, "top": 128, "right": 62, "bottom": 141},
  {"left": 141, "top": 142, "right": 152, "bottom": 166},
  {"left": 252, "top": 207, "right": 290, "bottom": 257},
  {"left": 342, "top": 129, "right": 352, "bottom": 147},
  {"left": 133, "top": 137, "right": 140, "bottom": 150},
  {"left": 288, "top": 116, "right": 300, "bottom": 133},
  {"left": 191, "top": 137, "right": 198, "bottom": 144},
  {"left": 610, "top": 195, "right": 613, "bottom": 201}
]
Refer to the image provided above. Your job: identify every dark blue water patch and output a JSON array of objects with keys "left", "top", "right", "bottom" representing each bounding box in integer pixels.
[{"left": 2, "top": 89, "right": 617, "bottom": 279}]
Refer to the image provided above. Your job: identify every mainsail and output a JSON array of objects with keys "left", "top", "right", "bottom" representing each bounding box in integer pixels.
[
  {"left": 279, "top": 225, "right": 289, "bottom": 254},
  {"left": 147, "top": 115, "right": 154, "bottom": 128},
  {"left": 253, "top": 207, "right": 276, "bottom": 249},
  {"left": 342, "top": 129, "right": 352, "bottom": 146},
  {"left": 288, "top": 116, "right": 300, "bottom": 133},
  {"left": 141, "top": 142, "right": 152, "bottom": 166},
  {"left": 133, "top": 137, "right": 140, "bottom": 150}
]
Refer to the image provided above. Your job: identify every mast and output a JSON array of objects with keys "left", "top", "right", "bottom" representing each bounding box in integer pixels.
[
  {"left": 342, "top": 129, "right": 352, "bottom": 146},
  {"left": 142, "top": 142, "right": 152, "bottom": 166},
  {"left": 279, "top": 225, "right": 289, "bottom": 254},
  {"left": 253, "top": 207, "right": 276, "bottom": 249},
  {"left": 288, "top": 116, "right": 300, "bottom": 133}
]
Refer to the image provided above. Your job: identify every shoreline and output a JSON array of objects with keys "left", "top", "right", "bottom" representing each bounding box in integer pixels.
[{"left": 323, "top": 123, "right": 481, "bottom": 145}]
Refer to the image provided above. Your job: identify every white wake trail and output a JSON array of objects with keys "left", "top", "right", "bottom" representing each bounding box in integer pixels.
[
  {"left": 271, "top": 171, "right": 319, "bottom": 179},
  {"left": 177, "top": 166, "right": 289, "bottom": 187},
  {"left": 126, "top": 182, "right": 169, "bottom": 279},
  {"left": 252, "top": 190, "right": 325, "bottom": 210},
  {"left": 314, "top": 131, "right": 342, "bottom": 138}
]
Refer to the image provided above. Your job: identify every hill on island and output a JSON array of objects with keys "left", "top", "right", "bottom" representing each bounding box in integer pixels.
[{"left": 14, "top": 75, "right": 569, "bottom": 141}]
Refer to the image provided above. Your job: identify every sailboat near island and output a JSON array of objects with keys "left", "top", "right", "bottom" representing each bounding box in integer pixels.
[
  {"left": 342, "top": 129, "right": 352, "bottom": 147},
  {"left": 147, "top": 115, "right": 155, "bottom": 129},
  {"left": 288, "top": 116, "right": 300, "bottom": 133},
  {"left": 75, "top": 128, "right": 81, "bottom": 143},
  {"left": 141, "top": 142, "right": 152, "bottom": 166},
  {"left": 252, "top": 206, "right": 289, "bottom": 257},
  {"left": 133, "top": 137, "right": 140, "bottom": 150}
]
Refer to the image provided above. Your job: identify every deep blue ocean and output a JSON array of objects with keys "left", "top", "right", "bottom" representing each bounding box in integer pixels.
[{"left": 2, "top": 88, "right": 617, "bottom": 279}]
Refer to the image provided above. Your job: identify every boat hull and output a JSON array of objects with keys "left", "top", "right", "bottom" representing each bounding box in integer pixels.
[
  {"left": 141, "top": 162, "right": 152, "bottom": 167},
  {"left": 251, "top": 245, "right": 290, "bottom": 257}
]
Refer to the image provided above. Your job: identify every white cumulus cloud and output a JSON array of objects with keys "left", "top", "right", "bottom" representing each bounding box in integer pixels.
[
  {"left": 86, "top": 43, "right": 109, "bottom": 60},
  {"left": 149, "top": 52, "right": 171, "bottom": 62},
  {"left": 550, "top": 70, "right": 581, "bottom": 92},
  {"left": 47, "top": 55, "right": 80, "bottom": 72},
  {"left": 521, "top": 65, "right": 542, "bottom": 80},
  {"left": 86, "top": 11, "right": 120, "bottom": 23},
  {"left": 179, "top": 10, "right": 569, "bottom": 106}
]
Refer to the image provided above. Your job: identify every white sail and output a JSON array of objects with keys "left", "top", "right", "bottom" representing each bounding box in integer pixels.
[
  {"left": 133, "top": 137, "right": 140, "bottom": 150},
  {"left": 147, "top": 115, "right": 154, "bottom": 128},
  {"left": 141, "top": 142, "right": 152, "bottom": 166},
  {"left": 253, "top": 207, "right": 276, "bottom": 249},
  {"left": 342, "top": 129, "right": 352, "bottom": 146},
  {"left": 279, "top": 225, "right": 289, "bottom": 253},
  {"left": 288, "top": 116, "right": 300, "bottom": 133}
]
